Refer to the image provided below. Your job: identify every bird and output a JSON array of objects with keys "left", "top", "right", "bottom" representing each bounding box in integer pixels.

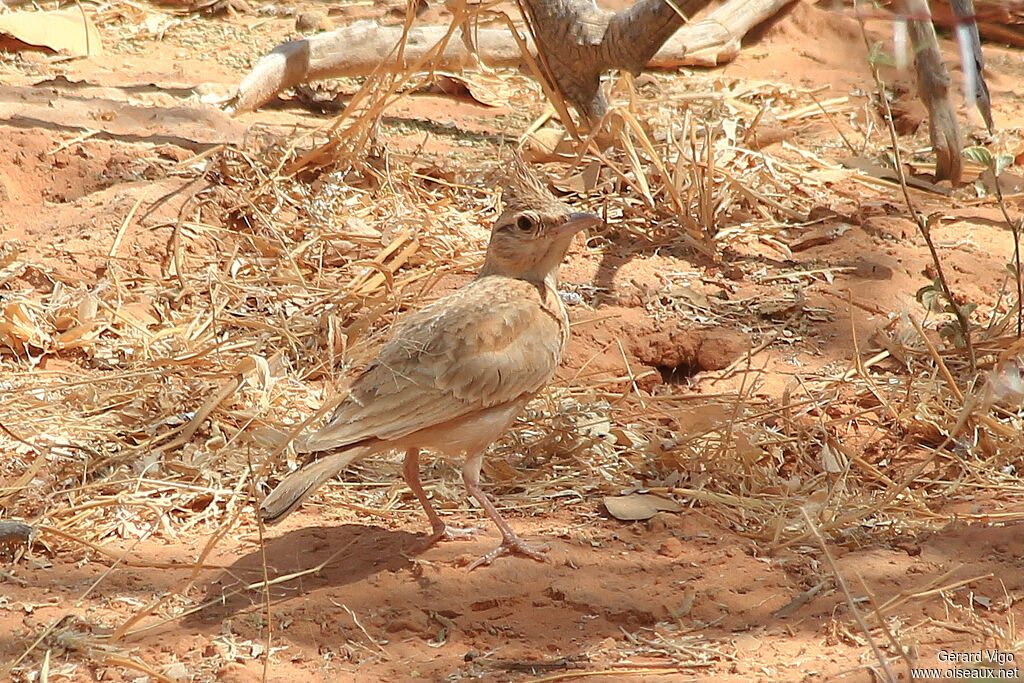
[{"left": 259, "top": 155, "right": 601, "bottom": 569}]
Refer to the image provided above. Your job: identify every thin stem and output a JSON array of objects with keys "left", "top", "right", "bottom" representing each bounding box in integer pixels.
[
  {"left": 991, "top": 180, "right": 1023, "bottom": 338},
  {"left": 853, "top": 1, "right": 976, "bottom": 370}
]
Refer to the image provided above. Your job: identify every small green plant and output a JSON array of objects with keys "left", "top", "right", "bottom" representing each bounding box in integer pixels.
[
  {"left": 964, "top": 145, "right": 1023, "bottom": 337},
  {"left": 867, "top": 40, "right": 896, "bottom": 68},
  {"left": 916, "top": 277, "right": 977, "bottom": 348}
]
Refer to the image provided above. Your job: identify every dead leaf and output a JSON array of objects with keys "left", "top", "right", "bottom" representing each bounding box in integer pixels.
[
  {"left": 604, "top": 493, "right": 682, "bottom": 521},
  {"left": 756, "top": 291, "right": 804, "bottom": 319},
  {"left": 54, "top": 323, "right": 101, "bottom": 350},
  {"left": 668, "top": 285, "right": 712, "bottom": 311},
  {"left": 820, "top": 440, "right": 845, "bottom": 474},
  {"left": 608, "top": 427, "right": 647, "bottom": 449},
  {"left": 522, "top": 126, "right": 577, "bottom": 163},
  {"left": 483, "top": 458, "right": 518, "bottom": 483},
  {"left": 0, "top": 10, "right": 104, "bottom": 57},
  {"left": 1, "top": 301, "right": 47, "bottom": 349},
  {"left": 789, "top": 224, "right": 851, "bottom": 252},
  {"left": 673, "top": 403, "right": 731, "bottom": 435},
  {"left": 78, "top": 295, "right": 99, "bottom": 322},
  {"left": 550, "top": 161, "right": 602, "bottom": 194},
  {"left": 733, "top": 430, "right": 765, "bottom": 467},
  {"left": 418, "top": 72, "right": 510, "bottom": 107},
  {"left": 978, "top": 169, "right": 1024, "bottom": 196},
  {"left": 524, "top": 127, "right": 564, "bottom": 160},
  {"left": 806, "top": 489, "right": 828, "bottom": 504},
  {"left": 841, "top": 156, "right": 949, "bottom": 195},
  {"left": 118, "top": 301, "right": 159, "bottom": 327}
]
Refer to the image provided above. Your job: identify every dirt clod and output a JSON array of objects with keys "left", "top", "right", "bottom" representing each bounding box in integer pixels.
[{"left": 630, "top": 324, "right": 747, "bottom": 381}]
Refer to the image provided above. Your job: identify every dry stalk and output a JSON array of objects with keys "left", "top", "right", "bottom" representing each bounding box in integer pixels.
[
  {"left": 854, "top": 572, "right": 915, "bottom": 680},
  {"left": 970, "top": 147, "right": 1024, "bottom": 338},
  {"left": 252, "top": 459, "right": 273, "bottom": 683},
  {"left": 853, "top": 0, "right": 976, "bottom": 370},
  {"left": 801, "top": 508, "right": 897, "bottom": 683}
]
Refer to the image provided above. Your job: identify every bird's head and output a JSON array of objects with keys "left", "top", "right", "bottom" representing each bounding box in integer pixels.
[{"left": 480, "top": 156, "right": 601, "bottom": 284}]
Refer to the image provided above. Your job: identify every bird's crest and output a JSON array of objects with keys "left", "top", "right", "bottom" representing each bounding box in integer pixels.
[{"left": 500, "top": 152, "right": 566, "bottom": 216}]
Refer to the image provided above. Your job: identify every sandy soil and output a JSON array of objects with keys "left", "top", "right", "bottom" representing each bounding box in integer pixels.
[{"left": 2, "top": 0, "right": 1024, "bottom": 681}]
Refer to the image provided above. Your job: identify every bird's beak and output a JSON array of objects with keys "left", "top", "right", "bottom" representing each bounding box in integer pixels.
[{"left": 553, "top": 212, "right": 603, "bottom": 239}]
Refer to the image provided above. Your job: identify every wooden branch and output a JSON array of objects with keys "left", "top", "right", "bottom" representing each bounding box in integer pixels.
[
  {"left": 930, "top": 0, "right": 1024, "bottom": 47},
  {"left": 0, "top": 521, "right": 34, "bottom": 554},
  {"left": 897, "top": 0, "right": 962, "bottom": 183},
  {"left": 231, "top": 21, "right": 520, "bottom": 115},
  {"left": 230, "top": 0, "right": 795, "bottom": 116}
]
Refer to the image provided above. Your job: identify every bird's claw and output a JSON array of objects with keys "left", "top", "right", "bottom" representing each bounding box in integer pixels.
[{"left": 467, "top": 536, "right": 549, "bottom": 571}]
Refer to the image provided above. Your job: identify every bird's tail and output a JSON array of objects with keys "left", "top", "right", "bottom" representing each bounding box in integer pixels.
[{"left": 259, "top": 445, "right": 371, "bottom": 524}]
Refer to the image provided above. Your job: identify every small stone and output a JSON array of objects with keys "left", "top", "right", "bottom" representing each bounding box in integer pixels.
[
  {"left": 659, "top": 536, "right": 684, "bottom": 558},
  {"left": 647, "top": 512, "right": 683, "bottom": 531},
  {"left": 722, "top": 264, "right": 744, "bottom": 280},
  {"left": 295, "top": 10, "right": 331, "bottom": 32},
  {"left": 163, "top": 662, "right": 188, "bottom": 682},
  {"left": 217, "top": 662, "right": 261, "bottom": 683}
]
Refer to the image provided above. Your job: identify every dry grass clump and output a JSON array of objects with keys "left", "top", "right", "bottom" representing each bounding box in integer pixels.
[
  {"left": 556, "top": 68, "right": 1024, "bottom": 544},
  {"left": 0, "top": 139, "right": 502, "bottom": 545}
]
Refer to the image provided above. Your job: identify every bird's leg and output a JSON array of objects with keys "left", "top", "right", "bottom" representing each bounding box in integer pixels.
[
  {"left": 402, "top": 448, "right": 479, "bottom": 549},
  {"left": 461, "top": 450, "right": 548, "bottom": 570}
]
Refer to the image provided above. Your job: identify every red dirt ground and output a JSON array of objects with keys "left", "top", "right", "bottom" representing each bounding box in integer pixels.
[{"left": 2, "top": 1, "right": 1024, "bottom": 682}]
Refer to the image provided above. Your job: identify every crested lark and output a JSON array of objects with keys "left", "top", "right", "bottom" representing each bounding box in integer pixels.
[{"left": 259, "top": 157, "right": 600, "bottom": 568}]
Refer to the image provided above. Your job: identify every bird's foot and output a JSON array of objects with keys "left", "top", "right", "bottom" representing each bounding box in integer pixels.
[{"left": 467, "top": 535, "right": 549, "bottom": 571}]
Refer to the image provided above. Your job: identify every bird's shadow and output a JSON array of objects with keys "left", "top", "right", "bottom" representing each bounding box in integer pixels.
[{"left": 184, "top": 524, "right": 422, "bottom": 627}]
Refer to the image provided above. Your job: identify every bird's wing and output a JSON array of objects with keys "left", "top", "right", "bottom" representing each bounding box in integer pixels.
[{"left": 301, "top": 278, "right": 566, "bottom": 452}]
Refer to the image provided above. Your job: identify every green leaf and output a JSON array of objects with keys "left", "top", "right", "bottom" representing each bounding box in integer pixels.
[
  {"left": 939, "top": 322, "right": 966, "bottom": 347},
  {"left": 963, "top": 145, "right": 994, "bottom": 168},
  {"left": 996, "top": 154, "right": 1015, "bottom": 176},
  {"left": 869, "top": 41, "right": 895, "bottom": 68},
  {"left": 958, "top": 302, "right": 978, "bottom": 319},
  {"left": 916, "top": 284, "right": 943, "bottom": 313}
]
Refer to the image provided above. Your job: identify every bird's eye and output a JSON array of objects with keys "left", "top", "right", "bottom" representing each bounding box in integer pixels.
[{"left": 516, "top": 215, "right": 535, "bottom": 232}]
